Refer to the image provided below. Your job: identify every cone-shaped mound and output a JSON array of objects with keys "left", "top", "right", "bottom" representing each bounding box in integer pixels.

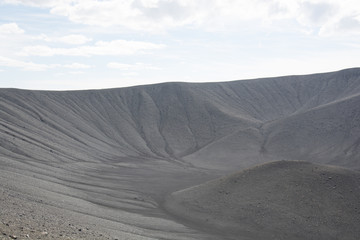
[{"left": 164, "top": 161, "right": 360, "bottom": 240}]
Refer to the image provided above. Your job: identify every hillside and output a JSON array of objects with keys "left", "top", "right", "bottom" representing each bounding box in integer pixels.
[
  {"left": 0, "top": 68, "right": 360, "bottom": 239},
  {"left": 164, "top": 161, "right": 360, "bottom": 240},
  {"left": 1, "top": 68, "right": 360, "bottom": 169}
]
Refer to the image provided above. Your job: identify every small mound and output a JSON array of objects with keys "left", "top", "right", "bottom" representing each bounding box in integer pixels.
[{"left": 164, "top": 161, "right": 360, "bottom": 240}]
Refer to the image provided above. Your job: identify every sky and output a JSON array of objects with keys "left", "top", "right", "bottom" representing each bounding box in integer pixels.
[{"left": 0, "top": 0, "right": 359, "bottom": 90}]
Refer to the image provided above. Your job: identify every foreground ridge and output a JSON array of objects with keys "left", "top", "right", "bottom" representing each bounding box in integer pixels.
[{"left": 165, "top": 160, "right": 360, "bottom": 240}]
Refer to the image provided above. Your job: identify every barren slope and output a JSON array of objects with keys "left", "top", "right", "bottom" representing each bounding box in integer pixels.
[
  {"left": 1, "top": 68, "right": 360, "bottom": 168},
  {"left": 264, "top": 92, "right": 360, "bottom": 167},
  {"left": 165, "top": 161, "right": 360, "bottom": 240},
  {"left": 0, "top": 68, "right": 360, "bottom": 239}
]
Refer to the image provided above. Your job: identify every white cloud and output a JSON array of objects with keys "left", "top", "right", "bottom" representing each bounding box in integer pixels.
[
  {"left": 2, "top": 0, "right": 355, "bottom": 36},
  {"left": 0, "top": 23, "right": 24, "bottom": 34},
  {"left": 59, "top": 34, "right": 92, "bottom": 44},
  {"left": 107, "top": 63, "right": 134, "bottom": 70},
  {"left": 107, "top": 62, "right": 161, "bottom": 70},
  {"left": 64, "top": 63, "right": 91, "bottom": 69},
  {"left": 35, "top": 34, "right": 92, "bottom": 45},
  {"left": 68, "top": 71, "right": 86, "bottom": 74},
  {"left": 320, "top": 14, "right": 360, "bottom": 36},
  {"left": 297, "top": 1, "right": 336, "bottom": 27},
  {"left": 33, "top": 34, "right": 92, "bottom": 45},
  {"left": 0, "top": 56, "right": 50, "bottom": 71},
  {"left": 0, "top": 1, "right": 287, "bottom": 32},
  {"left": 122, "top": 72, "right": 139, "bottom": 76},
  {"left": 35, "top": 34, "right": 51, "bottom": 42},
  {"left": 50, "top": 1, "right": 141, "bottom": 28},
  {"left": 19, "top": 40, "right": 165, "bottom": 56},
  {"left": 62, "top": 0, "right": 270, "bottom": 31},
  {"left": 2, "top": 0, "right": 69, "bottom": 8},
  {"left": 0, "top": 56, "right": 92, "bottom": 71}
]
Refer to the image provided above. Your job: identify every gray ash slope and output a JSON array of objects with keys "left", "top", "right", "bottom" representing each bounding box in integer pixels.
[
  {"left": 1, "top": 68, "right": 360, "bottom": 169},
  {"left": 0, "top": 68, "right": 360, "bottom": 239},
  {"left": 165, "top": 160, "right": 360, "bottom": 240}
]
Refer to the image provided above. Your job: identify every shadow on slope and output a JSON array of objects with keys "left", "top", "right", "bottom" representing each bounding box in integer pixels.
[
  {"left": 263, "top": 93, "right": 360, "bottom": 168},
  {"left": 1, "top": 68, "right": 360, "bottom": 169},
  {"left": 164, "top": 160, "right": 360, "bottom": 240}
]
